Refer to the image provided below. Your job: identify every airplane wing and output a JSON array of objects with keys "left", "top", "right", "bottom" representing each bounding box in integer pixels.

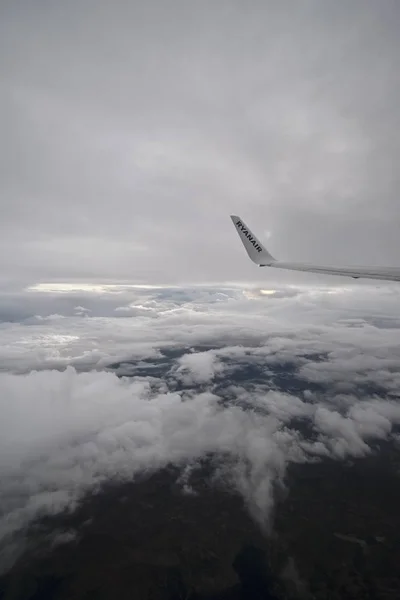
[{"left": 230, "top": 215, "right": 400, "bottom": 282}]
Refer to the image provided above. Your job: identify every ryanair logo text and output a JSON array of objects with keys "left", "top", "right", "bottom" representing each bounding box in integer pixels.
[{"left": 236, "top": 220, "right": 262, "bottom": 253}]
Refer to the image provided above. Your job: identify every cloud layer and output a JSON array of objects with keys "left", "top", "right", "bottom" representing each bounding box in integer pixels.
[
  {"left": 1, "top": 283, "right": 400, "bottom": 571},
  {"left": 2, "top": 1, "right": 400, "bottom": 285}
]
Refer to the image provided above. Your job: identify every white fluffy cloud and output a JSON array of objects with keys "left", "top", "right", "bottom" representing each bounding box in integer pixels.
[
  {"left": 175, "top": 350, "right": 225, "bottom": 384},
  {"left": 1, "top": 283, "right": 400, "bottom": 374},
  {"left": 1, "top": 283, "right": 400, "bottom": 569},
  {"left": 1, "top": 365, "right": 399, "bottom": 565},
  {"left": 0, "top": 368, "right": 288, "bottom": 563}
]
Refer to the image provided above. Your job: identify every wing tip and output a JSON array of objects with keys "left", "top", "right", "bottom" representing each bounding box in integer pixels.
[{"left": 230, "top": 213, "right": 275, "bottom": 264}]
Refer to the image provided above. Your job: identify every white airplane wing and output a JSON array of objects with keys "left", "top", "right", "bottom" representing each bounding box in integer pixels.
[{"left": 230, "top": 215, "right": 400, "bottom": 282}]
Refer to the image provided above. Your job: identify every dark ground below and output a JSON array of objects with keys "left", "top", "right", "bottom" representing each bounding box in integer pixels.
[{"left": 1, "top": 443, "right": 400, "bottom": 600}]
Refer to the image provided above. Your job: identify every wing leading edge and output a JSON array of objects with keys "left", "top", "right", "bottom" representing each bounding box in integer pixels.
[{"left": 230, "top": 215, "right": 400, "bottom": 282}]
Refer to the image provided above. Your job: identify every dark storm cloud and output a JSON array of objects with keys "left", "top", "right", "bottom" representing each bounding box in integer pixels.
[{"left": 1, "top": 1, "right": 400, "bottom": 284}]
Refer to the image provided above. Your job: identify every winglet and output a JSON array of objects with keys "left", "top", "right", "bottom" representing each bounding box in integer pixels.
[{"left": 230, "top": 215, "right": 275, "bottom": 265}]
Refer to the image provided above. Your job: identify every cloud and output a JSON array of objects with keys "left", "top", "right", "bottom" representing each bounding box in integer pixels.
[
  {"left": 0, "top": 368, "right": 286, "bottom": 565},
  {"left": 1, "top": 283, "right": 400, "bottom": 570},
  {"left": 175, "top": 350, "right": 225, "bottom": 384},
  {"left": 1, "top": 2, "right": 400, "bottom": 285},
  {"left": 1, "top": 361, "right": 399, "bottom": 568},
  {"left": 1, "top": 283, "right": 400, "bottom": 377}
]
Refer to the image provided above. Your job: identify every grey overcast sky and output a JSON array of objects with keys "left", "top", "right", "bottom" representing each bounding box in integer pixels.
[{"left": 1, "top": 0, "right": 400, "bottom": 287}]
